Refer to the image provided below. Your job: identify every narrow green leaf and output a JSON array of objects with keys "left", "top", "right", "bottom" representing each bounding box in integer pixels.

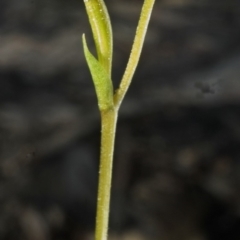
[
  {"left": 83, "top": 0, "right": 113, "bottom": 77},
  {"left": 82, "top": 34, "right": 114, "bottom": 110}
]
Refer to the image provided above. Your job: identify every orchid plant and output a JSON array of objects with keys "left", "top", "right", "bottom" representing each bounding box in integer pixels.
[{"left": 82, "top": 0, "right": 155, "bottom": 239}]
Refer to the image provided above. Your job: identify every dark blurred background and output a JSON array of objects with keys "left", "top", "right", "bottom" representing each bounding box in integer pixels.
[{"left": 1, "top": 0, "right": 240, "bottom": 239}]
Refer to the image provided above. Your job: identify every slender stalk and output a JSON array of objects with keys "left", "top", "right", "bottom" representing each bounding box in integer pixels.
[
  {"left": 86, "top": 1, "right": 156, "bottom": 239},
  {"left": 114, "top": 0, "right": 155, "bottom": 107},
  {"left": 95, "top": 108, "right": 118, "bottom": 240},
  {"left": 83, "top": 0, "right": 113, "bottom": 76}
]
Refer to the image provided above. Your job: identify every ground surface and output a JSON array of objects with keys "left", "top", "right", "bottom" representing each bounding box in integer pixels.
[{"left": 0, "top": 0, "right": 240, "bottom": 239}]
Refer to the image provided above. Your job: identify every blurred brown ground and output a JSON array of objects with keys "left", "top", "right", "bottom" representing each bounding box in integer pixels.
[{"left": 0, "top": 0, "right": 240, "bottom": 239}]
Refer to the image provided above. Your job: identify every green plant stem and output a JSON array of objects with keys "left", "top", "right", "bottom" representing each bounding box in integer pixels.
[
  {"left": 114, "top": 0, "right": 155, "bottom": 107},
  {"left": 83, "top": 0, "right": 113, "bottom": 77},
  {"left": 93, "top": 1, "right": 155, "bottom": 239},
  {"left": 95, "top": 107, "right": 118, "bottom": 240}
]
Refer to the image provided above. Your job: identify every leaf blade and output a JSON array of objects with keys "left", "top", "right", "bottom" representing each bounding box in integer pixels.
[
  {"left": 82, "top": 34, "right": 114, "bottom": 110},
  {"left": 83, "top": 0, "right": 113, "bottom": 77}
]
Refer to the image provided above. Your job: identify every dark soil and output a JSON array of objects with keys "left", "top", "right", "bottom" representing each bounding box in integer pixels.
[{"left": 0, "top": 0, "right": 240, "bottom": 239}]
